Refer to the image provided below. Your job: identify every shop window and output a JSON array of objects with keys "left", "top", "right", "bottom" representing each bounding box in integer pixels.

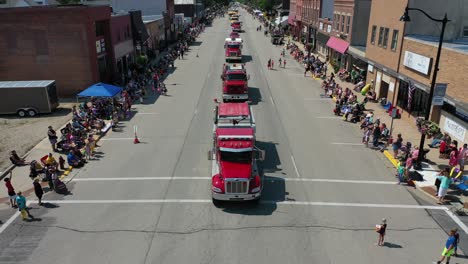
[
  {"left": 95, "top": 21, "right": 105, "bottom": 37},
  {"left": 346, "top": 16, "right": 350, "bottom": 34},
  {"left": 378, "top": 27, "right": 384, "bottom": 46},
  {"left": 396, "top": 81, "right": 430, "bottom": 117},
  {"left": 463, "top": 26, "right": 468, "bottom": 38},
  {"left": 383, "top": 28, "right": 389, "bottom": 48},
  {"left": 391, "top": 30, "right": 399, "bottom": 51},
  {"left": 370, "top": 25, "right": 376, "bottom": 44},
  {"left": 341, "top": 15, "right": 345, "bottom": 32}
]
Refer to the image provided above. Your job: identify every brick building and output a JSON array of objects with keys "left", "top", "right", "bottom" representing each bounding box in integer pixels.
[
  {"left": 0, "top": 5, "right": 113, "bottom": 97},
  {"left": 287, "top": 0, "right": 297, "bottom": 34},
  {"left": 110, "top": 13, "right": 135, "bottom": 85},
  {"left": 301, "top": 0, "right": 321, "bottom": 49},
  {"left": 365, "top": 0, "right": 468, "bottom": 142},
  {"left": 327, "top": 0, "right": 371, "bottom": 71}
]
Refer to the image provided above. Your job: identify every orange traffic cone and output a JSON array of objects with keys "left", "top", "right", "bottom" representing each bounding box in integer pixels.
[{"left": 133, "top": 125, "right": 140, "bottom": 144}]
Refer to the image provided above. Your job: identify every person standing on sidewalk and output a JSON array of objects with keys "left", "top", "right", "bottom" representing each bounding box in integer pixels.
[
  {"left": 283, "top": 59, "right": 286, "bottom": 68},
  {"left": 392, "top": 134, "right": 403, "bottom": 158},
  {"left": 33, "top": 178, "right": 44, "bottom": 206},
  {"left": 47, "top": 126, "right": 58, "bottom": 152},
  {"left": 16, "top": 191, "right": 33, "bottom": 221},
  {"left": 4, "top": 175, "right": 17, "bottom": 208},
  {"left": 436, "top": 170, "right": 453, "bottom": 204},
  {"left": 436, "top": 229, "right": 457, "bottom": 264},
  {"left": 457, "top": 143, "right": 467, "bottom": 173}
]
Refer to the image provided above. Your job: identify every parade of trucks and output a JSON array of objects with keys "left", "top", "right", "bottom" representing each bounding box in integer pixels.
[{"left": 210, "top": 7, "right": 265, "bottom": 204}]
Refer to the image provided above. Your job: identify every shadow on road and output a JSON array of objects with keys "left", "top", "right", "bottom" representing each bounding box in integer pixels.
[
  {"left": 256, "top": 141, "right": 282, "bottom": 174},
  {"left": 191, "top": 41, "right": 203, "bottom": 46},
  {"left": 242, "top": 55, "right": 253, "bottom": 63},
  {"left": 383, "top": 242, "right": 403, "bottom": 248},
  {"left": 248, "top": 87, "right": 262, "bottom": 105}
]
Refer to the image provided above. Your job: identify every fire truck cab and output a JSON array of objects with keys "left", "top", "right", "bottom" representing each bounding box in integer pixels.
[
  {"left": 220, "top": 63, "right": 249, "bottom": 102},
  {"left": 209, "top": 102, "right": 264, "bottom": 203}
]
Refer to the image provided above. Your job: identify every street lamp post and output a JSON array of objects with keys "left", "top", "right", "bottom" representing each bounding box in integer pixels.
[{"left": 400, "top": 6, "right": 450, "bottom": 170}]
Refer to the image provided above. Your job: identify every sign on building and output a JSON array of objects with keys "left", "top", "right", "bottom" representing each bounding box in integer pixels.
[
  {"left": 432, "top": 83, "right": 447, "bottom": 106},
  {"left": 444, "top": 117, "right": 466, "bottom": 141},
  {"left": 403, "top": 51, "right": 432, "bottom": 75}
]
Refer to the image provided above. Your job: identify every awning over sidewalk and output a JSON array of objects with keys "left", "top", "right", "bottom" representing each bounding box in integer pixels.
[{"left": 326, "top": 36, "right": 350, "bottom": 54}]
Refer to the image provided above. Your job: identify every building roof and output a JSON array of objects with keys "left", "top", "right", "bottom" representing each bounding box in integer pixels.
[
  {"left": 218, "top": 103, "right": 250, "bottom": 117},
  {"left": 406, "top": 35, "right": 468, "bottom": 55},
  {"left": 0, "top": 80, "right": 55, "bottom": 88},
  {"left": 142, "top": 14, "right": 163, "bottom": 23},
  {"left": 174, "top": 0, "right": 195, "bottom": 5}
]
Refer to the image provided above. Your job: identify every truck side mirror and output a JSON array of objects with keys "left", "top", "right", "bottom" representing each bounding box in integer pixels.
[
  {"left": 208, "top": 150, "right": 213, "bottom": 160},
  {"left": 247, "top": 74, "right": 250, "bottom": 80},
  {"left": 255, "top": 149, "right": 265, "bottom": 161}
]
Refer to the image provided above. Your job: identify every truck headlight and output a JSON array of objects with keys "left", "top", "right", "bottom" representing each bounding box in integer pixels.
[
  {"left": 212, "top": 187, "right": 222, "bottom": 193},
  {"left": 251, "top": 186, "right": 261, "bottom": 193}
]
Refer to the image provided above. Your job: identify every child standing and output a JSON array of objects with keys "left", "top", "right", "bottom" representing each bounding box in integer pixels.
[{"left": 4, "top": 175, "right": 17, "bottom": 208}]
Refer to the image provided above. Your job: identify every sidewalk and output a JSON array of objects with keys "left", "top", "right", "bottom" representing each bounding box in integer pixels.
[{"left": 287, "top": 37, "right": 467, "bottom": 207}]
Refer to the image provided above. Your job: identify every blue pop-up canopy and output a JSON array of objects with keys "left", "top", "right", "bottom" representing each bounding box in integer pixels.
[{"left": 77, "top": 83, "right": 122, "bottom": 98}]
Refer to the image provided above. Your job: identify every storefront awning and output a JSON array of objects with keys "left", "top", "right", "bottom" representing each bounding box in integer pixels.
[{"left": 326, "top": 36, "right": 349, "bottom": 54}]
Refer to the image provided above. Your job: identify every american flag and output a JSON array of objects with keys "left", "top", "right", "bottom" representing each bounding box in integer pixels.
[{"left": 407, "top": 81, "right": 416, "bottom": 112}]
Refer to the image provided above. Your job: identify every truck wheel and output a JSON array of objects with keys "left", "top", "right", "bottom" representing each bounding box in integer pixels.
[
  {"left": 27, "top": 109, "right": 37, "bottom": 117},
  {"left": 17, "top": 109, "right": 27, "bottom": 117}
]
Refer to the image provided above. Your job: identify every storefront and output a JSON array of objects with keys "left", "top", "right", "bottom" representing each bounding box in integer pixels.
[
  {"left": 396, "top": 79, "right": 430, "bottom": 118},
  {"left": 316, "top": 21, "right": 331, "bottom": 59},
  {"left": 308, "top": 26, "right": 317, "bottom": 50},
  {"left": 326, "top": 36, "right": 349, "bottom": 69}
]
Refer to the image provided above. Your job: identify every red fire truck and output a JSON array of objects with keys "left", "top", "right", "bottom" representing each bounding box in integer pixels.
[
  {"left": 209, "top": 101, "right": 264, "bottom": 203},
  {"left": 220, "top": 63, "right": 249, "bottom": 102}
]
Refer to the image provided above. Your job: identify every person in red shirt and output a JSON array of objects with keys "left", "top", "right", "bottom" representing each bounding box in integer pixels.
[
  {"left": 4, "top": 175, "right": 17, "bottom": 208},
  {"left": 439, "top": 140, "right": 447, "bottom": 158}
]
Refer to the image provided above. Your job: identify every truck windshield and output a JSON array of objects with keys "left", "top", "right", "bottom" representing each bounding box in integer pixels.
[
  {"left": 227, "top": 44, "right": 240, "bottom": 49},
  {"left": 220, "top": 150, "right": 251, "bottom": 163},
  {"left": 227, "top": 74, "right": 246, "bottom": 81}
]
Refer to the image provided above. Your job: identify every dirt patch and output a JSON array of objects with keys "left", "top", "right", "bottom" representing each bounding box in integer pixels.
[{"left": 0, "top": 104, "right": 74, "bottom": 172}]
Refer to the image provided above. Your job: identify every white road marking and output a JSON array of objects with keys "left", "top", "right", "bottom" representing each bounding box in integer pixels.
[
  {"left": 31, "top": 199, "right": 446, "bottom": 211},
  {"left": 100, "top": 138, "right": 137, "bottom": 141},
  {"left": 279, "top": 178, "right": 397, "bottom": 185},
  {"left": 315, "top": 116, "right": 341, "bottom": 119},
  {"left": 330, "top": 142, "right": 363, "bottom": 146},
  {"left": 72, "top": 177, "right": 211, "bottom": 181},
  {"left": 270, "top": 96, "right": 274, "bottom": 105},
  {"left": 304, "top": 98, "right": 331, "bottom": 101},
  {"left": 290, "top": 155, "right": 300, "bottom": 178},
  {"left": 194, "top": 109, "right": 198, "bottom": 115},
  {"left": 0, "top": 211, "right": 20, "bottom": 235},
  {"left": 70, "top": 176, "right": 396, "bottom": 185},
  {"left": 445, "top": 210, "right": 468, "bottom": 235}
]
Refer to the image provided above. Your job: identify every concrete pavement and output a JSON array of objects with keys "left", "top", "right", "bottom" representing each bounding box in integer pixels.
[{"left": 0, "top": 10, "right": 466, "bottom": 264}]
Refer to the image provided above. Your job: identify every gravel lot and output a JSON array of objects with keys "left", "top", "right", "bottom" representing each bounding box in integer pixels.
[{"left": 0, "top": 103, "right": 74, "bottom": 172}]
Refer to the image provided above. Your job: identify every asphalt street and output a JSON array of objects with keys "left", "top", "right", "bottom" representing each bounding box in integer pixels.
[{"left": 0, "top": 10, "right": 466, "bottom": 264}]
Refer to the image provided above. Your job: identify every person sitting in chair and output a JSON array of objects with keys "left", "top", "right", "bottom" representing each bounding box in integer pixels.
[
  {"left": 9, "top": 150, "right": 29, "bottom": 166},
  {"left": 67, "top": 150, "right": 85, "bottom": 168}
]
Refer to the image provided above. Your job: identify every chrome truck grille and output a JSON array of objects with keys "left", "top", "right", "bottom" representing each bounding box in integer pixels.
[{"left": 225, "top": 179, "right": 248, "bottom": 194}]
